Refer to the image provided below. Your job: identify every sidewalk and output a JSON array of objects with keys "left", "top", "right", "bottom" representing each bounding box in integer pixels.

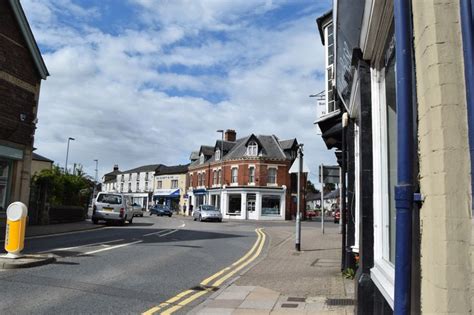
[
  {"left": 0, "top": 219, "right": 102, "bottom": 242},
  {"left": 191, "top": 221, "right": 354, "bottom": 315}
]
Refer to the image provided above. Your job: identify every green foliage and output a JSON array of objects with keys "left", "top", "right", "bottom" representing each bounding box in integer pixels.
[
  {"left": 32, "top": 165, "right": 93, "bottom": 207},
  {"left": 342, "top": 268, "right": 355, "bottom": 279},
  {"left": 306, "top": 180, "right": 320, "bottom": 194}
]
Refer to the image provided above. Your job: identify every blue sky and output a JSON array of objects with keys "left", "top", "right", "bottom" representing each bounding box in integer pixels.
[{"left": 22, "top": 0, "right": 334, "bottom": 183}]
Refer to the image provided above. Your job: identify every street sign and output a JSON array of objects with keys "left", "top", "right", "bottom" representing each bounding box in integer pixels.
[{"left": 319, "top": 165, "right": 340, "bottom": 184}]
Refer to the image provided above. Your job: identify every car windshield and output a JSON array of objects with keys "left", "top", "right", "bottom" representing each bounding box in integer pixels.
[
  {"left": 97, "top": 194, "right": 122, "bottom": 204},
  {"left": 201, "top": 205, "right": 218, "bottom": 211}
]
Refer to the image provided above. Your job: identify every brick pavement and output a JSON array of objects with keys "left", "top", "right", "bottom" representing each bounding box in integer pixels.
[{"left": 191, "top": 220, "right": 355, "bottom": 314}]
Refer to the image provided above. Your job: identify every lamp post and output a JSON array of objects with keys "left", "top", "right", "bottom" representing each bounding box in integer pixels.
[
  {"left": 65, "top": 137, "right": 75, "bottom": 174},
  {"left": 217, "top": 130, "right": 224, "bottom": 214},
  {"left": 295, "top": 143, "right": 304, "bottom": 251}
]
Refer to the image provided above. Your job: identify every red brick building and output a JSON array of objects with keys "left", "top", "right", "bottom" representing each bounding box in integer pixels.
[
  {"left": 187, "top": 130, "right": 302, "bottom": 220},
  {"left": 0, "top": 0, "right": 49, "bottom": 219}
]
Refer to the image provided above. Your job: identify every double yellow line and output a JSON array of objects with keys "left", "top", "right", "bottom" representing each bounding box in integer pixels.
[{"left": 142, "top": 228, "right": 266, "bottom": 315}]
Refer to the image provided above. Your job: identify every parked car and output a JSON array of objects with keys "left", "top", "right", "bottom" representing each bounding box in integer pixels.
[
  {"left": 333, "top": 209, "right": 340, "bottom": 224},
  {"left": 150, "top": 204, "right": 173, "bottom": 217},
  {"left": 193, "top": 205, "right": 222, "bottom": 222},
  {"left": 132, "top": 203, "right": 145, "bottom": 217},
  {"left": 92, "top": 192, "right": 134, "bottom": 225}
]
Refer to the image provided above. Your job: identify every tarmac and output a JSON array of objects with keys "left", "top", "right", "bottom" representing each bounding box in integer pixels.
[{"left": 190, "top": 220, "right": 355, "bottom": 315}]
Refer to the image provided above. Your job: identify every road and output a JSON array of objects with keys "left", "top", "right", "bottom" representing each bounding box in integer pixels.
[{"left": 0, "top": 215, "right": 265, "bottom": 314}]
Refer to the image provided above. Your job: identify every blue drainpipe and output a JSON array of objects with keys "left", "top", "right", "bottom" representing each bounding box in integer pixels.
[
  {"left": 460, "top": 0, "right": 474, "bottom": 212},
  {"left": 394, "top": 0, "right": 414, "bottom": 314}
]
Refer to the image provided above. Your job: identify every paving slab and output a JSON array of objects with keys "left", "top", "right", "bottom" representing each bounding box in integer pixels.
[
  {"left": 197, "top": 307, "right": 234, "bottom": 315},
  {"left": 0, "top": 254, "right": 56, "bottom": 269}
]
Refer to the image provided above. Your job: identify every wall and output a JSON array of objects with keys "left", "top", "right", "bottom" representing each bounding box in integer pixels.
[
  {"left": 31, "top": 159, "right": 52, "bottom": 176},
  {"left": 413, "top": 1, "right": 472, "bottom": 313}
]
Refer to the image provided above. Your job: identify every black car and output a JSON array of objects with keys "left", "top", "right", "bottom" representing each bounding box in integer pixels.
[{"left": 150, "top": 204, "right": 173, "bottom": 217}]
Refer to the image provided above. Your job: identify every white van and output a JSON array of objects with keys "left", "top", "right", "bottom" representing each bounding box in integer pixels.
[{"left": 92, "top": 192, "right": 134, "bottom": 225}]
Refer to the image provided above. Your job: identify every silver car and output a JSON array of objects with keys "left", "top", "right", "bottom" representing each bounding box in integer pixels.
[
  {"left": 193, "top": 205, "right": 223, "bottom": 222},
  {"left": 92, "top": 192, "right": 134, "bottom": 225}
]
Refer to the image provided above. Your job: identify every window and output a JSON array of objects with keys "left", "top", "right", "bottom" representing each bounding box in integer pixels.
[
  {"left": 261, "top": 195, "right": 280, "bottom": 216},
  {"left": 198, "top": 173, "right": 203, "bottom": 186},
  {"left": 215, "top": 149, "right": 221, "bottom": 161},
  {"left": 325, "top": 22, "right": 336, "bottom": 113},
  {"left": 128, "top": 174, "right": 131, "bottom": 181},
  {"left": 120, "top": 183, "right": 124, "bottom": 192},
  {"left": 213, "top": 170, "right": 217, "bottom": 185},
  {"left": 145, "top": 182, "right": 148, "bottom": 191},
  {"left": 0, "top": 160, "right": 11, "bottom": 212},
  {"left": 128, "top": 183, "right": 132, "bottom": 192},
  {"left": 136, "top": 173, "right": 140, "bottom": 181},
  {"left": 145, "top": 173, "right": 149, "bottom": 181},
  {"left": 247, "top": 141, "right": 258, "bottom": 156},
  {"left": 121, "top": 174, "right": 124, "bottom": 182},
  {"left": 218, "top": 169, "right": 222, "bottom": 185},
  {"left": 247, "top": 194, "right": 256, "bottom": 212},
  {"left": 267, "top": 168, "right": 277, "bottom": 185},
  {"left": 171, "top": 180, "right": 178, "bottom": 189},
  {"left": 228, "top": 194, "right": 241, "bottom": 215},
  {"left": 200, "top": 153, "right": 205, "bottom": 164},
  {"left": 189, "top": 174, "right": 193, "bottom": 187},
  {"left": 157, "top": 181, "right": 162, "bottom": 189},
  {"left": 231, "top": 167, "right": 238, "bottom": 184},
  {"left": 248, "top": 166, "right": 255, "bottom": 184},
  {"left": 136, "top": 182, "right": 139, "bottom": 191},
  {"left": 371, "top": 27, "right": 397, "bottom": 306}
]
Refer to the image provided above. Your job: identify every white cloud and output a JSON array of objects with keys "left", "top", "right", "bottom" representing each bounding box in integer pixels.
[{"left": 21, "top": 0, "right": 335, "bottom": 182}]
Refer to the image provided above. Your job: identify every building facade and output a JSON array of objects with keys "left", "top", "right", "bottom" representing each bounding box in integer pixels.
[
  {"left": 0, "top": 0, "right": 49, "bottom": 220},
  {"left": 187, "top": 130, "right": 300, "bottom": 221},
  {"left": 153, "top": 164, "right": 188, "bottom": 214},
  {"left": 31, "top": 153, "right": 53, "bottom": 176},
  {"left": 316, "top": 0, "right": 473, "bottom": 314}
]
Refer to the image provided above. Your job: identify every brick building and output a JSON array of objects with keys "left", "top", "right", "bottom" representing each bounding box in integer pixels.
[
  {"left": 0, "top": 0, "right": 49, "bottom": 220},
  {"left": 186, "top": 130, "right": 301, "bottom": 221}
]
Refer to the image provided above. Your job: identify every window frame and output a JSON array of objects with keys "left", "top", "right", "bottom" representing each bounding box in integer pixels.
[
  {"left": 248, "top": 166, "right": 255, "bottom": 185},
  {"left": 231, "top": 167, "right": 238, "bottom": 185},
  {"left": 246, "top": 141, "right": 258, "bottom": 156},
  {"left": 267, "top": 167, "right": 277, "bottom": 186}
]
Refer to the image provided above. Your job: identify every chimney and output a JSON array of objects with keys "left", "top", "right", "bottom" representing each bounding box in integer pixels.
[
  {"left": 225, "top": 129, "right": 236, "bottom": 142},
  {"left": 113, "top": 164, "right": 119, "bottom": 171}
]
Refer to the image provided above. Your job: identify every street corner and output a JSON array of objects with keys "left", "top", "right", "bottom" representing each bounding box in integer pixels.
[{"left": 0, "top": 253, "right": 56, "bottom": 269}]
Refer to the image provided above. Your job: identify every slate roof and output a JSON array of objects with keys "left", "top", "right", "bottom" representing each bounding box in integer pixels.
[
  {"left": 121, "top": 164, "right": 162, "bottom": 174},
  {"left": 32, "top": 153, "right": 53, "bottom": 163},
  {"left": 190, "top": 151, "right": 199, "bottom": 161},
  {"left": 279, "top": 139, "right": 297, "bottom": 150},
  {"left": 306, "top": 192, "right": 321, "bottom": 201},
  {"left": 155, "top": 164, "right": 189, "bottom": 176},
  {"left": 324, "top": 188, "right": 340, "bottom": 199},
  {"left": 199, "top": 146, "right": 215, "bottom": 156},
  {"left": 189, "top": 134, "right": 297, "bottom": 169}
]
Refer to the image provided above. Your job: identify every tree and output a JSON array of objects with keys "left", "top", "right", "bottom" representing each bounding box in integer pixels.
[{"left": 306, "top": 180, "right": 320, "bottom": 194}]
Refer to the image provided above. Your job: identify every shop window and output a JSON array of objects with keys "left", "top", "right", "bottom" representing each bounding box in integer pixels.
[
  {"left": 228, "top": 194, "right": 241, "bottom": 215},
  {"left": 261, "top": 195, "right": 280, "bottom": 216}
]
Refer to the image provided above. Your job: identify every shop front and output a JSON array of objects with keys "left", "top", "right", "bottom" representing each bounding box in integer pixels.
[{"left": 153, "top": 189, "right": 180, "bottom": 211}]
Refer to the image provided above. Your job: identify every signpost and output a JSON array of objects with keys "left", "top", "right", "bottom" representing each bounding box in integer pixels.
[{"left": 319, "top": 165, "right": 340, "bottom": 234}]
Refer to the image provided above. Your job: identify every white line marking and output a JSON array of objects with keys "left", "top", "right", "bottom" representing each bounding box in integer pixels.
[
  {"left": 158, "top": 229, "right": 178, "bottom": 237},
  {"left": 0, "top": 226, "right": 107, "bottom": 242},
  {"left": 80, "top": 240, "right": 142, "bottom": 255},
  {"left": 38, "top": 239, "right": 124, "bottom": 253},
  {"left": 143, "top": 230, "right": 172, "bottom": 237}
]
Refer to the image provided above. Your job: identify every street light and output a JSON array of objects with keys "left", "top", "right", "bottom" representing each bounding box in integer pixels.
[
  {"left": 217, "top": 130, "right": 224, "bottom": 214},
  {"left": 65, "top": 137, "right": 75, "bottom": 174}
]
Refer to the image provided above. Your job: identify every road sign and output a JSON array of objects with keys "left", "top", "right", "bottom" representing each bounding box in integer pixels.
[{"left": 319, "top": 165, "right": 340, "bottom": 184}]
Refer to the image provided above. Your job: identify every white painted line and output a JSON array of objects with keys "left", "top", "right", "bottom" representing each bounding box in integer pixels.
[
  {"left": 158, "top": 229, "right": 178, "bottom": 237},
  {"left": 143, "top": 230, "right": 172, "bottom": 237},
  {"left": 39, "top": 239, "right": 124, "bottom": 253},
  {"left": 80, "top": 240, "right": 142, "bottom": 255}
]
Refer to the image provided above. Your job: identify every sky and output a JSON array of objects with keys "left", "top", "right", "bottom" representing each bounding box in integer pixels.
[{"left": 22, "top": 0, "right": 335, "bottom": 183}]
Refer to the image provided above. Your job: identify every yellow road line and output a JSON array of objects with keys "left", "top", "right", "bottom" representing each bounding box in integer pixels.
[
  {"left": 200, "top": 228, "right": 263, "bottom": 286},
  {"left": 142, "top": 228, "right": 266, "bottom": 315}
]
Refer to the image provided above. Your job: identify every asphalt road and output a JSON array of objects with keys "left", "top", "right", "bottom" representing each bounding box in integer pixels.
[{"left": 0, "top": 215, "right": 262, "bottom": 314}]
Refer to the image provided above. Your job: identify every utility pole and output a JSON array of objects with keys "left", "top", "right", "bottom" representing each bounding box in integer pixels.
[
  {"left": 64, "top": 137, "right": 75, "bottom": 174},
  {"left": 320, "top": 164, "right": 325, "bottom": 234},
  {"left": 92, "top": 159, "right": 98, "bottom": 200},
  {"left": 295, "top": 144, "right": 303, "bottom": 251}
]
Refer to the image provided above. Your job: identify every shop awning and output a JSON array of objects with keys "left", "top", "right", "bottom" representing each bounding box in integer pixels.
[
  {"left": 315, "top": 110, "right": 343, "bottom": 150},
  {"left": 192, "top": 189, "right": 207, "bottom": 195},
  {"left": 153, "top": 189, "right": 180, "bottom": 197}
]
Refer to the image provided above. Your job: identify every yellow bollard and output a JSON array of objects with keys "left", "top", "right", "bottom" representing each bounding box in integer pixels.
[{"left": 4, "top": 202, "right": 28, "bottom": 259}]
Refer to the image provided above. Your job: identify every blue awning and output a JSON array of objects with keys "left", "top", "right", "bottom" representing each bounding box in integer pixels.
[
  {"left": 193, "top": 189, "right": 207, "bottom": 195},
  {"left": 153, "top": 189, "right": 180, "bottom": 197}
]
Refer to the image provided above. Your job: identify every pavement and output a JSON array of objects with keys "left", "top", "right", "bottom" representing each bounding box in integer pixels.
[
  {"left": 190, "top": 220, "right": 355, "bottom": 315},
  {"left": 0, "top": 219, "right": 102, "bottom": 269}
]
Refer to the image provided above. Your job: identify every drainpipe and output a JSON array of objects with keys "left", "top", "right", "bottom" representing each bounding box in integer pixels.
[
  {"left": 394, "top": 0, "right": 414, "bottom": 314},
  {"left": 341, "top": 112, "right": 348, "bottom": 271},
  {"left": 460, "top": 0, "right": 474, "bottom": 212}
]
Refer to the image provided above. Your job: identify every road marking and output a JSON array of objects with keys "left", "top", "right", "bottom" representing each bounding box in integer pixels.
[
  {"left": 142, "top": 228, "right": 266, "bottom": 315},
  {"left": 0, "top": 226, "right": 107, "bottom": 242},
  {"left": 200, "top": 228, "right": 263, "bottom": 286},
  {"left": 80, "top": 240, "right": 142, "bottom": 255},
  {"left": 38, "top": 239, "right": 125, "bottom": 253},
  {"left": 143, "top": 229, "right": 178, "bottom": 237}
]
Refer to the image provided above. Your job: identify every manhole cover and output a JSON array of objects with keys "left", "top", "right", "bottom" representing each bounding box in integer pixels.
[
  {"left": 287, "top": 297, "right": 306, "bottom": 302},
  {"left": 281, "top": 303, "right": 299, "bottom": 308},
  {"left": 326, "top": 298, "right": 355, "bottom": 306}
]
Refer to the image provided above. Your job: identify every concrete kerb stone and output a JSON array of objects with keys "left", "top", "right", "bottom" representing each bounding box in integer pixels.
[{"left": 0, "top": 254, "right": 56, "bottom": 269}]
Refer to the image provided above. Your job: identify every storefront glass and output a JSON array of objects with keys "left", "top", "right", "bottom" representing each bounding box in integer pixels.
[
  {"left": 228, "top": 194, "right": 241, "bottom": 215},
  {"left": 261, "top": 195, "right": 280, "bottom": 216},
  {"left": 0, "top": 159, "right": 11, "bottom": 212}
]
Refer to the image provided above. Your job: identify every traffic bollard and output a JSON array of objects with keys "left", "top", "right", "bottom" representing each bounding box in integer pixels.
[{"left": 4, "top": 202, "right": 28, "bottom": 259}]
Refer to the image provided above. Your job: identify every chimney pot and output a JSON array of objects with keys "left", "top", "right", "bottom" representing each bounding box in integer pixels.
[
  {"left": 225, "top": 129, "right": 236, "bottom": 142},
  {"left": 113, "top": 164, "right": 119, "bottom": 171}
]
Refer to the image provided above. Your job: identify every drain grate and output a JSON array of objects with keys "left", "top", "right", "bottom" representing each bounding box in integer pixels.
[
  {"left": 287, "top": 297, "right": 306, "bottom": 302},
  {"left": 326, "top": 298, "right": 355, "bottom": 306},
  {"left": 190, "top": 285, "right": 218, "bottom": 292},
  {"left": 281, "top": 303, "right": 299, "bottom": 308}
]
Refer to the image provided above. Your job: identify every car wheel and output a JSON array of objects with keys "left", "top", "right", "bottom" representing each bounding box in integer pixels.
[
  {"left": 92, "top": 219, "right": 98, "bottom": 224},
  {"left": 198, "top": 215, "right": 202, "bottom": 222},
  {"left": 193, "top": 216, "right": 196, "bottom": 221},
  {"left": 129, "top": 216, "right": 133, "bottom": 224},
  {"left": 168, "top": 214, "right": 172, "bottom": 217}
]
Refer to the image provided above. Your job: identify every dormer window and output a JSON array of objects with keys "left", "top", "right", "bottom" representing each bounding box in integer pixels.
[
  {"left": 215, "top": 149, "right": 221, "bottom": 161},
  {"left": 247, "top": 141, "right": 258, "bottom": 156},
  {"left": 200, "top": 153, "right": 205, "bottom": 164}
]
